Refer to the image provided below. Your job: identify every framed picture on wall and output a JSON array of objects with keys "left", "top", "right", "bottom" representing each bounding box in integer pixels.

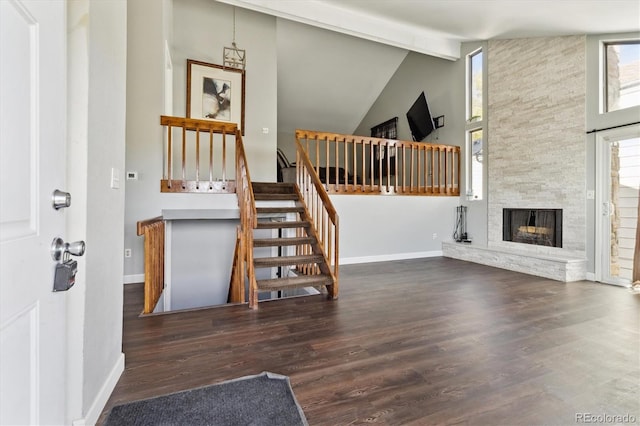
[{"left": 186, "top": 59, "right": 245, "bottom": 135}]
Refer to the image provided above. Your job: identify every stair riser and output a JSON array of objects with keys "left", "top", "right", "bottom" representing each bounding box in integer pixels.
[{"left": 256, "top": 223, "right": 310, "bottom": 230}]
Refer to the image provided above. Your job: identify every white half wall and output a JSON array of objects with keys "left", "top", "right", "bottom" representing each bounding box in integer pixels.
[{"left": 331, "top": 195, "right": 459, "bottom": 262}]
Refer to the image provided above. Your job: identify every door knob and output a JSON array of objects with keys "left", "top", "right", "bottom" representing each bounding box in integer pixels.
[
  {"left": 51, "top": 237, "right": 86, "bottom": 262},
  {"left": 52, "top": 189, "right": 71, "bottom": 209}
]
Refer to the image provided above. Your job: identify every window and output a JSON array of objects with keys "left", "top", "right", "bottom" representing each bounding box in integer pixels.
[
  {"left": 466, "top": 47, "right": 484, "bottom": 200},
  {"left": 370, "top": 117, "right": 398, "bottom": 139},
  {"left": 468, "top": 128, "right": 483, "bottom": 200},
  {"left": 604, "top": 40, "right": 640, "bottom": 112},
  {"left": 468, "top": 49, "right": 483, "bottom": 122}
]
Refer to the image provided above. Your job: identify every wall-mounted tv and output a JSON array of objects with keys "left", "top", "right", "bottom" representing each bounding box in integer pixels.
[{"left": 406, "top": 91, "right": 435, "bottom": 142}]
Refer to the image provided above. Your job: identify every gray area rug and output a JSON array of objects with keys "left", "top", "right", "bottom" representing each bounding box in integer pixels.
[{"left": 104, "top": 372, "right": 308, "bottom": 426}]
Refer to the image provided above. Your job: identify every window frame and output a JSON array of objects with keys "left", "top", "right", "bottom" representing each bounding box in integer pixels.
[
  {"left": 465, "top": 47, "right": 484, "bottom": 200},
  {"left": 601, "top": 38, "right": 640, "bottom": 114},
  {"left": 466, "top": 48, "right": 483, "bottom": 123}
]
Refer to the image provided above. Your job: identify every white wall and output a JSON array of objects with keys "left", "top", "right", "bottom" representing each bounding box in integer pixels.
[
  {"left": 83, "top": 0, "right": 127, "bottom": 413},
  {"left": 344, "top": 51, "right": 466, "bottom": 259},
  {"left": 124, "top": 0, "right": 165, "bottom": 280},
  {"left": 354, "top": 51, "right": 463, "bottom": 146},
  {"left": 66, "top": 1, "right": 127, "bottom": 424},
  {"left": 124, "top": 0, "right": 278, "bottom": 280},
  {"left": 171, "top": 0, "right": 277, "bottom": 180}
]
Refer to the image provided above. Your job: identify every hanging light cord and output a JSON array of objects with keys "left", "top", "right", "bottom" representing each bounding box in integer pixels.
[{"left": 232, "top": 7, "right": 237, "bottom": 47}]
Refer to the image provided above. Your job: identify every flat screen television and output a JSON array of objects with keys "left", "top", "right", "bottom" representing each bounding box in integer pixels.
[{"left": 406, "top": 91, "right": 435, "bottom": 142}]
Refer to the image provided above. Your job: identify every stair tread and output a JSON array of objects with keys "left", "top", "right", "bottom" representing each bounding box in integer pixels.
[
  {"left": 256, "top": 206, "right": 304, "bottom": 214},
  {"left": 253, "top": 236, "right": 316, "bottom": 247},
  {"left": 257, "top": 274, "right": 333, "bottom": 290},
  {"left": 256, "top": 221, "right": 310, "bottom": 229},
  {"left": 254, "top": 254, "right": 324, "bottom": 267}
]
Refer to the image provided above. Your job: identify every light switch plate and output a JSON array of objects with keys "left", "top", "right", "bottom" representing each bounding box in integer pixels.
[{"left": 110, "top": 168, "right": 120, "bottom": 189}]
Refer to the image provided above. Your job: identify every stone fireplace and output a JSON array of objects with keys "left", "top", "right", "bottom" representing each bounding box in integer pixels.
[
  {"left": 442, "top": 36, "right": 587, "bottom": 283},
  {"left": 503, "top": 208, "right": 562, "bottom": 248}
]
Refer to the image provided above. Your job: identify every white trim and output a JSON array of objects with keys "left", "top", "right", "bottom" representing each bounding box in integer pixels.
[
  {"left": 123, "top": 274, "right": 144, "bottom": 284},
  {"left": 594, "top": 131, "right": 606, "bottom": 283},
  {"left": 340, "top": 250, "right": 442, "bottom": 265},
  {"left": 72, "top": 352, "right": 125, "bottom": 426},
  {"left": 595, "top": 125, "right": 640, "bottom": 284},
  {"left": 585, "top": 272, "right": 596, "bottom": 281},
  {"left": 164, "top": 220, "right": 172, "bottom": 311}
]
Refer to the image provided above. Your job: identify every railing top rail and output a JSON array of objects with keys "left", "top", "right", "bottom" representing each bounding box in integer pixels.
[
  {"left": 294, "top": 129, "right": 460, "bottom": 151},
  {"left": 161, "top": 115, "right": 238, "bottom": 133}
]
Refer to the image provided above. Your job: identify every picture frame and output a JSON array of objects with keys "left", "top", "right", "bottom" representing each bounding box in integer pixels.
[{"left": 186, "top": 59, "right": 245, "bottom": 135}]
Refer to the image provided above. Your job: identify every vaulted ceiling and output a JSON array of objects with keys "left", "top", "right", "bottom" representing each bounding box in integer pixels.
[{"left": 217, "top": 0, "right": 640, "bottom": 139}]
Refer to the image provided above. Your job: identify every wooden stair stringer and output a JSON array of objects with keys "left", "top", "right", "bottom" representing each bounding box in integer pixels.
[{"left": 292, "top": 184, "right": 338, "bottom": 299}]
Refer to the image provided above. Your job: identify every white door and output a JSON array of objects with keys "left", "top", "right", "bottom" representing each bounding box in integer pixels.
[
  {"left": 595, "top": 125, "right": 640, "bottom": 286},
  {"left": 0, "top": 1, "right": 71, "bottom": 424}
]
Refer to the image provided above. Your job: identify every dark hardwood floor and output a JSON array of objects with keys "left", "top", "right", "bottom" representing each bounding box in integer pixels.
[{"left": 99, "top": 257, "right": 639, "bottom": 425}]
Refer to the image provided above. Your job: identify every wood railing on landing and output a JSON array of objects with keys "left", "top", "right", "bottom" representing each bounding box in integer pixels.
[
  {"left": 160, "top": 115, "right": 238, "bottom": 193},
  {"left": 136, "top": 216, "right": 164, "bottom": 314},
  {"left": 295, "top": 138, "right": 339, "bottom": 295},
  {"left": 230, "top": 128, "right": 257, "bottom": 307},
  {"left": 295, "top": 130, "right": 460, "bottom": 196}
]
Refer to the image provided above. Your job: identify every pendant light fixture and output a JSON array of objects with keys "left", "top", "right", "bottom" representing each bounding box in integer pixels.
[{"left": 223, "top": 7, "right": 246, "bottom": 70}]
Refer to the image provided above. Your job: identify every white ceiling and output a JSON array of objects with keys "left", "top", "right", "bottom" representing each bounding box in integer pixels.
[{"left": 217, "top": 0, "right": 640, "bottom": 139}]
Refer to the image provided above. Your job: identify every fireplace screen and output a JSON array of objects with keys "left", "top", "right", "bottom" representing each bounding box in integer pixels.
[{"left": 503, "top": 209, "right": 562, "bottom": 248}]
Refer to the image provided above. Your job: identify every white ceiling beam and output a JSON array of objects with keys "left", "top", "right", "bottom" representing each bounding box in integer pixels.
[{"left": 215, "top": 0, "right": 461, "bottom": 60}]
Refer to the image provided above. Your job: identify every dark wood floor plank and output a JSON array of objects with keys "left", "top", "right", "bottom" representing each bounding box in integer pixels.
[{"left": 98, "top": 257, "right": 640, "bottom": 425}]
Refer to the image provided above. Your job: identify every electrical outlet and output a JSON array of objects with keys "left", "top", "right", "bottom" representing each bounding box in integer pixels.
[
  {"left": 432, "top": 233, "right": 438, "bottom": 240},
  {"left": 124, "top": 248, "right": 132, "bottom": 258}
]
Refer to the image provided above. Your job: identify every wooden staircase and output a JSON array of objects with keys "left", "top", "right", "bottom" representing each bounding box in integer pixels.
[{"left": 250, "top": 182, "right": 337, "bottom": 306}]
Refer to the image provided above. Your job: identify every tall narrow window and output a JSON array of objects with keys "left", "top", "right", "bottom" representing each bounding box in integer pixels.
[
  {"left": 604, "top": 40, "right": 640, "bottom": 112},
  {"left": 466, "top": 47, "right": 484, "bottom": 200},
  {"left": 468, "top": 50, "right": 483, "bottom": 121},
  {"left": 468, "top": 128, "right": 483, "bottom": 200}
]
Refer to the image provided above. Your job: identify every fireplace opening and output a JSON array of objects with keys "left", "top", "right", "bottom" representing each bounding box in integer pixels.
[{"left": 503, "top": 208, "right": 562, "bottom": 248}]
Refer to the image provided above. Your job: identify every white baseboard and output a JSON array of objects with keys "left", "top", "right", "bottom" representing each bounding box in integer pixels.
[
  {"left": 73, "top": 352, "right": 125, "bottom": 426},
  {"left": 340, "top": 250, "right": 443, "bottom": 265},
  {"left": 123, "top": 274, "right": 144, "bottom": 284},
  {"left": 585, "top": 272, "right": 596, "bottom": 281}
]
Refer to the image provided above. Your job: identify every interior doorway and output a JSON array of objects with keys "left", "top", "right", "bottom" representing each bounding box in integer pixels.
[{"left": 595, "top": 125, "right": 640, "bottom": 286}]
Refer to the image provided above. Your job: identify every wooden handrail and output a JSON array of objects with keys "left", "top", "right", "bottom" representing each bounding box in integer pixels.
[
  {"left": 160, "top": 115, "right": 237, "bottom": 193},
  {"left": 294, "top": 138, "right": 340, "bottom": 297},
  {"left": 295, "top": 130, "right": 460, "bottom": 196},
  {"left": 136, "top": 216, "right": 164, "bottom": 314},
  {"left": 232, "top": 129, "right": 258, "bottom": 306}
]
